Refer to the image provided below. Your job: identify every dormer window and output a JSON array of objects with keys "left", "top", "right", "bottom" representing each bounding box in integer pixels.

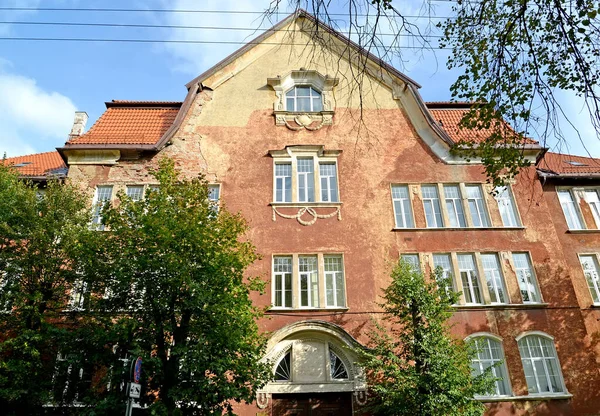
[{"left": 285, "top": 86, "right": 323, "bottom": 112}]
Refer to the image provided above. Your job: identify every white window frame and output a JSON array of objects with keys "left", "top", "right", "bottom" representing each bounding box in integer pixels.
[
  {"left": 584, "top": 189, "right": 600, "bottom": 228},
  {"left": 391, "top": 185, "right": 415, "bottom": 229},
  {"left": 274, "top": 162, "right": 292, "bottom": 203},
  {"left": 208, "top": 183, "right": 221, "bottom": 212},
  {"left": 401, "top": 253, "right": 421, "bottom": 272},
  {"left": 125, "top": 185, "right": 145, "bottom": 201},
  {"left": 578, "top": 253, "right": 600, "bottom": 305},
  {"left": 516, "top": 332, "right": 567, "bottom": 395},
  {"left": 465, "top": 184, "right": 491, "bottom": 227},
  {"left": 270, "top": 146, "right": 341, "bottom": 204},
  {"left": 466, "top": 333, "right": 512, "bottom": 397},
  {"left": 324, "top": 255, "right": 346, "bottom": 308},
  {"left": 297, "top": 157, "right": 315, "bottom": 203},
  {"left": 91, "top": 185, "right": 113, "bottom": 230},
  {"left": 557, "top": 189, "right": 584, "bottom": 230},
  {"left": 422, "top": 184, "right": 444, "bottom": 228},
  {"left": 443, "top": 184, "right": 467, "bottom": 228},
  {"left": 285, "top": 85, "right": 323, "bottom": 112},
  {"left": 494, "top": 185, "right": 521, "bottom": 227},
  {"left": 298, "top": 255, "right": 319, "bottom": 308},
  {"left": 432, "top": 253, "right": 455, "bottom": 296},
  {"left": 69, "top": 280, "right": 89, "bottom": 310},
  {"left": 457, "top": 254, "right": 483, "bottom": 305},
  {"left": 319, "top": 163, "right": 339, "bottom": 203},
  {"left": 512, "top": 252, "right": 542, "bottom": 304},
  {"left": 272, "top": 256, "right": 293, "bottom": 309},
  {"left": 481, "top": 253, "right": 508, "bottom": 304}
]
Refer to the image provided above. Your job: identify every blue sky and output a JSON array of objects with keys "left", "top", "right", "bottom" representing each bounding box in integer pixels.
[{"left": 0, "top": 0, "right": 598, "bottom": 158}]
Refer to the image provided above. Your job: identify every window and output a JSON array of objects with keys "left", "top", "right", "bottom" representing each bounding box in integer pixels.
[
  {"left": 518, "top": 334, "right": 566, "bottom": 394},
  {"left": 69, "top": 280, "right": 89, "bottom": 310},
  {"left": 432, "top": 254, "right": 454, "bottom": 295},
  {"left": 274, "top": 163, "right": 292, "bottom": 203},
  {"left": 208, "top": 184, "right": 220, "bottom": 212},
  {"left": 458, "top": 254, "right": 482, "bottom": 304},
  {"left": 392, "top": 185, "right": 415, "bottom": 228},
  {"left": 297, "top": 158, "right": 315, "bottom": 202},
  {"left": 285, "top": 86, "right": 323, "bottom": 112},
  {"left": 512, "top": 253, "right": 541, "bottom": 303},
  {"left": 558, "top": 190, "right": 584, "bottom": 230},
  {"left": 273, "top": 257, "right": 293, "bottom": 308},
  {"left": 401, "top": 254, "right": 421, "bottom": 272},
  {"left": 443, "top": 185, "right": 466, "bottom": 227},
  {"left": 481, "top": 254, "right": 507, "bottom": 304},
  {"left": 274, "top": 351, "right": 291, "bottom": 381},
  {"left": 585, "top": 190, "right": 600, "bottom": 227},
  {"left": 91, "top": 185, "right": 113, "bottom": 230},
  {"left": 422, "top": 185, "right": 444, "bottom": 228},
  {"left": 329, "top": 349, "right": 349, "bottom": 380},
  {"left": 465, "top": 185, "right": 490, "bottom": 227},
  {"left": 470, "top": 336, "right": 511, "bottom": 396},
  {"left": 495, "top": 186, "right": 520, "bottom": 227},
  {"left": 299, "top": 256, "right": 319, "bottom": 308},
  {"left": 52, "top": 352, "right": 93, "bottom": 403},
  {"left": 125, "top": 185, "right": 144, "bottom": 201},
  {"left": 324, "top": 255, "right": 345, "bottom": 307},
  {"left": 320, "top": 163, "right": 338, "bottom": 202},
  {"left": 271, "top": 254, "right": 346, "bottom": 310},
  {"left": 579, "top": 254, "right": 600, "bottom": 304}
]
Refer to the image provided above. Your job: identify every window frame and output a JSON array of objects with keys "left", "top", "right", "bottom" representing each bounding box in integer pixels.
[
  {"left": 324, "top": 255, "right": 346, "bottom": 308},
  {"left": 494, "top": 185, "right": 521, "bottom": 227},
  {"left": 422, "top": 184, "right": 444, "bottom": 228},
  {"left": 457, "top": 253, "right": 483, "bottom": 305},
  {"left": 443, "top": 184, "right": 467, "bottom": 228},
  {"left": 91, "top": 185, "right": 113, "bottom": 230},
  {"left": 285, "top": 85, "right": 323, "bottom": 112},
  {"left": 465, "top": 184, "right": 491, "bottom": 227},
  {"left": 391, "top": 184, "right": 415, "bottom": 229},
  {"left": 272, "top": 256, "right": 293, "bottom": 309},
  {"left": 466, "top": 333, "right": 512, "bottom": 397},
  {"left": 270, "top": 147, "right": 341, "bottom": 205},
  {"left": 512, "top": 252, "right": 542, "bottom": 304},
  {"left": 578, "top": 253, "right": 600, "bottom": 305},
  {"left": 432, "top": 253, "right": 455, "bottom": 296},
  {"left": 584, "top": 189, "right": 600, "bottom": 228},
  {"left": 557, "top": 188, "right": 585, "bottom": 230},
  {"left": 516, "top": 331, "right": 568, "bottom": 396},
  {"left": 481, "top": 253, "right": 508, "bottom": 304}
]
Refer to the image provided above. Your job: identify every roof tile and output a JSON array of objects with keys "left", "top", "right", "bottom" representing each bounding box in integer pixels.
[
  {"left": 2, "top": 151, "right": 66, "bottom": 177},
  {"left": 538, "top": 152, "right": 600, "bottom": 175}
]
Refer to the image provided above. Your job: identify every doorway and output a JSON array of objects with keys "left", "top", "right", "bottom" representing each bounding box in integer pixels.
[{"left": 272, "top": 393, "right": 352, "bottom": 416}]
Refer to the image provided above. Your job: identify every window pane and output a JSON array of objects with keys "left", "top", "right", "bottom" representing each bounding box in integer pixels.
[
  {"left": 495, "top": 186, "right": 520, "bottom": 227},
  {"left": 401, "top": 254, "right": 420, "bottom": 272},
  {"left": 466, "top": 185, "right": 490, "bottom": 227},
  {"left": 558, "top": 190, "right": 583, "bottom": 229},
  {"left": 296, "top": 86, "right": 311, "bottom": 96},
  {"left": 580, "top": 255, "right": 600, "bottom": 304},
  {"left": 512, "top": 253, "right": 540, "bottom": 303},
  {"left": 273, "top": 257, "right": 292, "bottom": 308},
  {"left": 126, "top": 185, "right": 144, "bottom": 201},
  {"left": 458, "top": 254, "right": 481, "bottom": 304},
  {"left": 275, "top": 163, "right": 292, "bottom": 203},
  {"left": 585, "top": 190, "right": 600, "bottom": 228},
  {"left": 92, "top": 185, "right": 113, "bottom": 230},
  {"left": 422, "top": 185, "right": 444, "bottom": 228},
  {"left": 297, "top": 97, "right": 311, "bottom": 112},
  {"left": 518, "top": 335, "right": 565, "bottom": 394},
  {"left": 471, "top": 337, "right": 510, "bottom": 396},
  {"left": 481, "top": 253, "right": 506, "bottom": 304},
  {"left": 297, "top": 158, "right": 315, "bottom": 203},
  {"left": 299, "top": 256, "right": 318, "bottom": 307},
  {"left": 444, "top": 185, "right": 466, "bottom": 227},
  {"left": 433, "top": 254, "right": 454, "bottom": 294},
  {"left": 392, "top": 185, "right": 414, "bottom": 228},
  {"left": 320, "top": 163, "right": 338, "bottom": 202}
]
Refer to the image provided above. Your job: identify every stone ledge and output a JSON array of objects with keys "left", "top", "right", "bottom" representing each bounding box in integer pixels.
[
  {"left": 267, "top": 307, "right": 349, "bottom": 313},
  {"left": 392, "top": 227, "right": 526, "bottom": 231},
  {"left": 566, "top": 229, "right": 600, "bottom": 234},
  {"left": 477, "top": 393, "right": 572, "bottom": 402},
  {"left": 454, "top": 303, "right": 549, "bottom": 311}
]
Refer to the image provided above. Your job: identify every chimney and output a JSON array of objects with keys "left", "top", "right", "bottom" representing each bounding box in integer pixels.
[{"left": 69, "top": 111, "right": 88, "bottom": 139}]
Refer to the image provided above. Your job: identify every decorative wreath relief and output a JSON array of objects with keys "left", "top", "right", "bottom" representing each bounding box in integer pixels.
[
  {"left": 354, "top": 390, "right": 367, "bottom": 406},
  {"left": 272, "top": 206, "right": 342, "bottom": 226},
  {"left": 256, "top": 392, "right": 270, "bottom": 409}
]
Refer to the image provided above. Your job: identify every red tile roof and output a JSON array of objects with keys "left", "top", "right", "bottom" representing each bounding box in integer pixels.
[
  {"left": 66, "top": 101, "right": 181, "bottom": 146},
  {"left": 537, "top": 152, "right": 600, "bottom": 176},
  {"left": 427, "top": 107, "right": 538, "bottom": 145},
  {"left": 2, "top": 151, "right": 66, "bottom": 177}
]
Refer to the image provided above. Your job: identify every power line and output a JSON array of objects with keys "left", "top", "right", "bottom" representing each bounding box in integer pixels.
[
  {"left": 0, "top": 36, "right": 450, "bottom": 49},
  {"left": 0, "top": 20, "right": 448, "bottom": 37}
]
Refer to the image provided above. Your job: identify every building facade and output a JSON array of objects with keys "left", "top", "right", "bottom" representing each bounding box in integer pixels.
[{"left": 6, "top": 10, "right": 600, "bottom": 416}]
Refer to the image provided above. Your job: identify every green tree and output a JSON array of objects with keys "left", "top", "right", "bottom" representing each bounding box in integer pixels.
[
  {"left": 0, "top": 164, "right": 100, "bottom": 415},
  {"left": 93, "top": 158, "right": 271, "bottom": 416},
  {"left": 357, "top": 260, "right": 495, "bottom": 416}
]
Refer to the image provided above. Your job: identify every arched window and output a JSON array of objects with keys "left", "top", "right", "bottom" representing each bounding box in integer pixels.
[
  {"left": 469, "top": 336, "right": 511, "bottom": 396},
  {"left": 274, "top": 350, "right": 291, "bottom": 381},
  {"left": 285, "top": 86, "right": 323, "bottom": 112},
  {"left": 329, "top": 349, "right": 348, "bottom": 380},
  {"left": 517, "top": 334, "right": 566, "bottom": 394}
]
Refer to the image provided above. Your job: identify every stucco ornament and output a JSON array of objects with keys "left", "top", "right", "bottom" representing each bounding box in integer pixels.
[
  {"left": 272, "top": 205, "right": 341, "bottom": 226},
  {"left": 267, "top": 69, "right": 338, "bottom": 131},
  {"left": 256, "top": 392, "right": 270, "bottom": 409},
  {"left": 354, "top": 390, "right": 368, "bottom": 406}
]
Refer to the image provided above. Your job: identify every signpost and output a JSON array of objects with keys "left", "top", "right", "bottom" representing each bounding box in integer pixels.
[{"left": 125, "top": 357, "right": 142, "bottom": 416}]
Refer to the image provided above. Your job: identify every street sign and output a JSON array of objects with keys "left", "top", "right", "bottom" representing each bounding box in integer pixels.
[
  {"left": 128, "top": 382, "right": 141, "bottom": 399},
  {"left": 133, "top": 357, "right": 142, "bottom": 383}
]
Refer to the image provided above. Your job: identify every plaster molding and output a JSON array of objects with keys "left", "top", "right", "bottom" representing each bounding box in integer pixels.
[
  {"left": 272, "top": 205, "right": 341, "bottom": 226},
  {"left": 63, "top": 149, "right": 120, "bottom": 165}
]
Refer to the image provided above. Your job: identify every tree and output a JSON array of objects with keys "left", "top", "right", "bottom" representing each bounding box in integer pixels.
[
  {"left": 266, "top": 1, "right": 599, "bottom": 184},
  {"left": 0, "top": 164, "right": 100, "bottom": 415},
  {"left": 93, "top": 158, "right": 271, "bottom": 416},
  {"left": 357, "top": 260, "right": 495, "bottom": 416}
]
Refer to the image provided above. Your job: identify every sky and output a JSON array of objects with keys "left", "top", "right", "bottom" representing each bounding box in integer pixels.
[{"left": 0, "top": 0, "right": 598, "bottom": 158}]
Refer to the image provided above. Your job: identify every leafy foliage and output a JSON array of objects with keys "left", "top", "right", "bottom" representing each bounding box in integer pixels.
[
  {"left": 91, "top": 158, "right": 271, "bottom": 416},
  {"left": 357, "top": 260, "right": 495, "bottom": 416},
  {"left": 0, "top": 164, "right": 100, "bottom": 414}
]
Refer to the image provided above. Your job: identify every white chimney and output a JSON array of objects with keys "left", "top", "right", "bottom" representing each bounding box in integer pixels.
[{"left": 69, "top": 111, "right": 88, "bottom": 139}]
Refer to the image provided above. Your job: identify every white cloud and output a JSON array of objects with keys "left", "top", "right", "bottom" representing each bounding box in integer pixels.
[{"left": 0, "top": 64, "right": 77, "bottom": 157}]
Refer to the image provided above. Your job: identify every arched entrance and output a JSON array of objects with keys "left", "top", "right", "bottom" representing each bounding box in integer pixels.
[{"left": 256, "top": 321, "right": 367, "bottom": 415}]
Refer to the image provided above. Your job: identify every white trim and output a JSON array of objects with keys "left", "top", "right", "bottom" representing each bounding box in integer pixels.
[{"left": 515, "top": 330, "right": 555, "bottom": 342}]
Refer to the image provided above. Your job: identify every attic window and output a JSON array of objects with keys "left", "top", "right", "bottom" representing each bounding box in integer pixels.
[
  {"left": 13, "top": 162, "right": 32, "bottom": 167},
  {"left": 285, "top": 86, "right": 323, "bottom": 112},
  {"left": 566, "top": 160, "right": 588, "bottom": 166}
]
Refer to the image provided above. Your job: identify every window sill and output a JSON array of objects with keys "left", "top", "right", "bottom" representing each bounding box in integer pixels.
[
  {"left": 566, "top": 229, "right": 600, "bottom": 234},
  {"left": 267, "top": 307, "right": 349, "bottom": 313},
  {"left": 392, "top": 227, "right": 525, "bottom": 231},
  {"left": 476, "top": 393, "right": 572, "bottom": 402},
  {"left": 454, "top": 303, "right": 549, "bottom": 310},
  {"left": 270, "top": 202, "right": 342, "bottom": 208}
]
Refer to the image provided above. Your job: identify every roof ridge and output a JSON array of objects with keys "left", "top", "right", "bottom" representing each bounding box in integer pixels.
[{"left": 3, "top": 150, "right": 61, "bottom": 160}]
